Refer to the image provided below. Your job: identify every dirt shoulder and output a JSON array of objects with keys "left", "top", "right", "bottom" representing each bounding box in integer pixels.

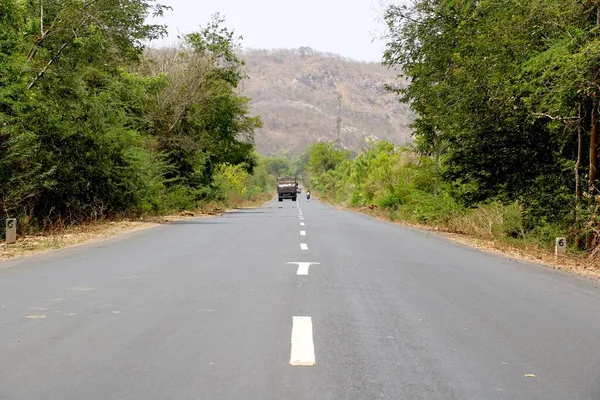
[
  {"left": 0, "top": 212, "right": 218, "bottom": 262},
  {"left": 0, "top": 194, "right": 274, "bottom": 263},
  {"left": 323, "top": 199, "right": 600, "bottom": 281}
]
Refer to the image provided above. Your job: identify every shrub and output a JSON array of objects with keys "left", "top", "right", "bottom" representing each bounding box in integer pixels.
[{"left": 448, "top": 201, "right": 524, "bottom": 240}]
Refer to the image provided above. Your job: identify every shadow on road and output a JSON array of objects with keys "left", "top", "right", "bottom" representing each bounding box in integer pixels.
[
  {"left": 168, "top": 220, "right": 229, "bottom": 225},
  {"left": 225, "top": 211, "right": 271, "bottom": 215}
]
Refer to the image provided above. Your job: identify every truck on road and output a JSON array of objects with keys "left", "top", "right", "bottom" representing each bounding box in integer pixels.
[{"left": 277, "top": 177, "right": 298, "bottom": 202}]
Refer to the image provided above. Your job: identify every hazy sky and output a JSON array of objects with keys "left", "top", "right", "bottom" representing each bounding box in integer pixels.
[{"left": 150, "top": 0, "right": 389, "bottom": 62}]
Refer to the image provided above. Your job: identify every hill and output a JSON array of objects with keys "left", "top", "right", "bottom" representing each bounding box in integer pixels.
[{"left": 240, "top": 48, "right": 414, "bottom": 157}]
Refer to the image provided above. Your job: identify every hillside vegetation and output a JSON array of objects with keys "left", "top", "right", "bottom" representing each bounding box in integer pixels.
[{"left": 240, "top": 48, "right": 414, "bottom": 156}]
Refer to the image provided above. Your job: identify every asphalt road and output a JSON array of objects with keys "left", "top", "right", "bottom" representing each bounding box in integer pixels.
[{"left": 1, "top": 197, "right": 600, "bottom": 400}]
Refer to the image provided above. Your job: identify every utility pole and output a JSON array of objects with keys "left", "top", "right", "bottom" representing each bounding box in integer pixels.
[{"left": 336, "top": 93, "right": 342, "bottom": 150}]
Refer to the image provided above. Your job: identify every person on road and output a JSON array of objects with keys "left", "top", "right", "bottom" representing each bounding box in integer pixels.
[{"left": 306, "top": 190, "right": 311, "bottom": 201}]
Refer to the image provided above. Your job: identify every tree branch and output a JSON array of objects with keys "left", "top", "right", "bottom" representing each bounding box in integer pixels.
[
  {"left": 27, "top": 18, "right": 90, "bottom": 90},
  {"left": 532, "top": 112, "right": 580, "bottom": 122}
]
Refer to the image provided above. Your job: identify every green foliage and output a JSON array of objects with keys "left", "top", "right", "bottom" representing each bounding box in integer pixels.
[
  {"left": 212, "top": 158, "right": 274, "bottom": 205},
  {"left": 379, "top": 0, "right": 600, "bottom": 250},
  {"left": 382, "top": 0, "right": 581, "bottom": 213},
  {"left": 303, "top": 142, "right": 350, "bottom": 191},
  {"left": 304, "top": 140, "right": 565, "bottom": 249},
  {"left": 262, "top": 157, "right": 292, "bottom": 177},
  {"left": 0, "top": 5, "right": 267, "bottom": 235}
]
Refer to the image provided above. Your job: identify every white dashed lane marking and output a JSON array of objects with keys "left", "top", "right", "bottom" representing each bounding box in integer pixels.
[
  {"left": 290, "top": 316, "right": 316, "bottom": 366},
  {"left": 300, "top": 222, "right": 305, "bottom": 226},
  {"left": 300, "top": 243, "right": 308, "bottom": 250},
  {"left": 300, "top": 231, "right": 306, "bottom": 236}
]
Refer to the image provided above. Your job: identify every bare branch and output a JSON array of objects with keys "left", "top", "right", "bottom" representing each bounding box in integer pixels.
[{"left": 532, "top": 112, "right": 580, "bottom": 122}]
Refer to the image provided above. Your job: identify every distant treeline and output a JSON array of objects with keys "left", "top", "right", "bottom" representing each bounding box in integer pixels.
[{"left": 0, "top": 2, "right": 269, "bottom": 234}]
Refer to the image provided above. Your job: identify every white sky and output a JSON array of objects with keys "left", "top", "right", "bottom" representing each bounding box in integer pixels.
[{"left": 149, "top": 0, "right": 389, "bottom": 62}]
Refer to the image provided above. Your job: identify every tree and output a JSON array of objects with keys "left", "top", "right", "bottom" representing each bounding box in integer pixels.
[
  {"left": 141, "top": 14, "right": 261, "bottom": 199},
  {"left": 382, "top": 0, "right": 575, "bottom": 227},
  {"left": 0, "top": 0, "right": 170, "bottom": 227}
]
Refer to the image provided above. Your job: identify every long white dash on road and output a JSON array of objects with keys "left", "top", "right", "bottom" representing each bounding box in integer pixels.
[
  {"left": 286, "top": 262, "right": 320, "bottom": 276},
  {"left": 300, "top": 231, "right": 306, "bottom": 236},
  {"left": 300, "top": 243, "right": 308, "bottom": 250},
  {"left": 290, "top": 316, "right": 315, "bottom": 366}
]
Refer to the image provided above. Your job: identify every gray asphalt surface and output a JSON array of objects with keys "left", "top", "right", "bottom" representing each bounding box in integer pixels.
[{"left": 1, "top": 197, "right": 600, "bottom": 400}]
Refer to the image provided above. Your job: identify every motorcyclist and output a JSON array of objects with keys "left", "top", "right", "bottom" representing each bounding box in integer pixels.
[{"left": 306, "top": 190, "right": 311, "bottom": 201}]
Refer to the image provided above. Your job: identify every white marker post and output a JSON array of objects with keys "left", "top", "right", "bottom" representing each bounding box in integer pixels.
[
  {"left": 555, "top": 237, "right": 566, "bottom": 257},
  {"left": 5, "top": 218, "right": 16, "bottom": 245}
]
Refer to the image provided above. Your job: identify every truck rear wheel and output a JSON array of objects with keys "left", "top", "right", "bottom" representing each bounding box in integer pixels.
[
  {"left": 292, "top": 197, "right": 297, "bottom": 202},
  {"left": 278, "top": 197, "right": 283, "bottom": 202}
]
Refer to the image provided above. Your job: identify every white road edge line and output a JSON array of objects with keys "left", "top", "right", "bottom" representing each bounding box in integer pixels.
[
  {"left": 290, "top": 316, "right": 315, "bottom": 366},
  {"left": 300, "top": 243, "right": 308, "bottom": 250},
  {"left": 300, "top": 231, "right": 306, "bottom": 236}
]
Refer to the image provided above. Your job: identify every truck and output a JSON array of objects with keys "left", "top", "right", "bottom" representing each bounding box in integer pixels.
[{"left": 277, "top": 177, "right": 298, "bottom": 202}]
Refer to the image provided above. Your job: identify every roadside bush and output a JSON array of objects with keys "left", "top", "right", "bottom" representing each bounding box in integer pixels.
[
  {"left": 300, "top": 140, "right": 569, "bottom": 253},
  {"left": 213, "top": 163, "right": 250, "bottom": 202},
  {"left": 399, "top": 190, "right": 461, "bottom": 225},
  {"left": 378, "top": 191, "right": 405, "bottom": 210},
  {"left": 523, "top": 221, "right": 569, "bottom": 250},
  {"left": 448, "top": 201, "right": 524, "bottom": 240}
]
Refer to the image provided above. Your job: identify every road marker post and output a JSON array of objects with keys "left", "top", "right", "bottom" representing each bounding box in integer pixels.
[
  {"left": 5, "top": 218, "right": 16, "bottom": 245},
  {"left": 555, "top": 237, "right": 566, "bottom": 257}
]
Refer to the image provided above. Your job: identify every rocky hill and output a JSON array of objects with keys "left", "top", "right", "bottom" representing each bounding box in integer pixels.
[{"left": 240, "top": 48, "right": 414, "bottom": 157}]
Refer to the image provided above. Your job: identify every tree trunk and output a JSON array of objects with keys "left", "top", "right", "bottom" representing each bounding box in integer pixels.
[
  {"left": 591, "top": 5, "right": 600, "bottom": 190},
  {"left": 587, "top": 4, "right": 600, "bottom": 250},
  {"left": 577, "top": 104, "right": 583, "bottom": 202},
  {"left": 434, "top": 133, "right": 440, "bottom": 198},
  {"left": 576, "top": 103, "right": 583, "bottom": 248},
  {"left": 590, "top": 101, "right": 597, "bottom": 192}
]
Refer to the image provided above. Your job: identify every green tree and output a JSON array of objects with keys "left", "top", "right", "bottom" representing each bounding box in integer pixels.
[{"left": 382, "top": 0, "right": 577, "bottom": 227}]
